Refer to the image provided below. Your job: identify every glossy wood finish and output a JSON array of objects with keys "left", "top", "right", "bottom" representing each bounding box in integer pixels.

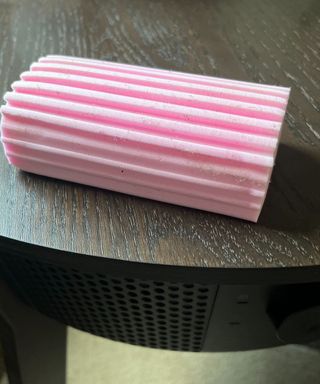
[{"left": 0, "top": 0, "right": 319, "bottom": 269}]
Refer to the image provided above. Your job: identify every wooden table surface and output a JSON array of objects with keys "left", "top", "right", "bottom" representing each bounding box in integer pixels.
[{"left": 0, "top": 0, "right": 319, "bottom": 269}]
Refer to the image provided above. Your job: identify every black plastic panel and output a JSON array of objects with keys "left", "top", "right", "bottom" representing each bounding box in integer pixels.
[{"left": 1, "top": 254, "right": 217, "bottom": 351}]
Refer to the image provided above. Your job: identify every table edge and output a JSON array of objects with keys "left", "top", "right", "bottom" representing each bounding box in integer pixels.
[{"left": 0, "top": 236, "right": 319, "bottom": 285}]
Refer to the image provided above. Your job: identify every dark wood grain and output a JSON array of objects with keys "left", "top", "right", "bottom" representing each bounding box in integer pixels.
[{"left": 0, "top": 0, "right": 319, "bottom": 268}]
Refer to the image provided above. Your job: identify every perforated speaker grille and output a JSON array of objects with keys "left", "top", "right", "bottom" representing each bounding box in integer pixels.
[{"left": 2, "top": 255, "right": 217, "bottom": 351}]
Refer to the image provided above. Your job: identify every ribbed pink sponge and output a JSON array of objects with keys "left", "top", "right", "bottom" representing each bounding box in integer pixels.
[{"left": 0, "top": 55, "right": 290, "bottom": 222}]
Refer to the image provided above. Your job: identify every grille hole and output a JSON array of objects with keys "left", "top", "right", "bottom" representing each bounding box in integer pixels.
[{"left": 237, "top": 294, "right": 249, "bottom": 304}]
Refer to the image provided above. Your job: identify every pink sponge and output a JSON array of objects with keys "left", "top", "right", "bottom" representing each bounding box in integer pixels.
[{"left": 0, "top": 55, "right": 290, "bottom": 222}]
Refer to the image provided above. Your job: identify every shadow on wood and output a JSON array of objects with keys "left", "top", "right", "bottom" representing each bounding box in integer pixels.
[{"left": 259, "top": 143, "right": 320, "bottom": 232}]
